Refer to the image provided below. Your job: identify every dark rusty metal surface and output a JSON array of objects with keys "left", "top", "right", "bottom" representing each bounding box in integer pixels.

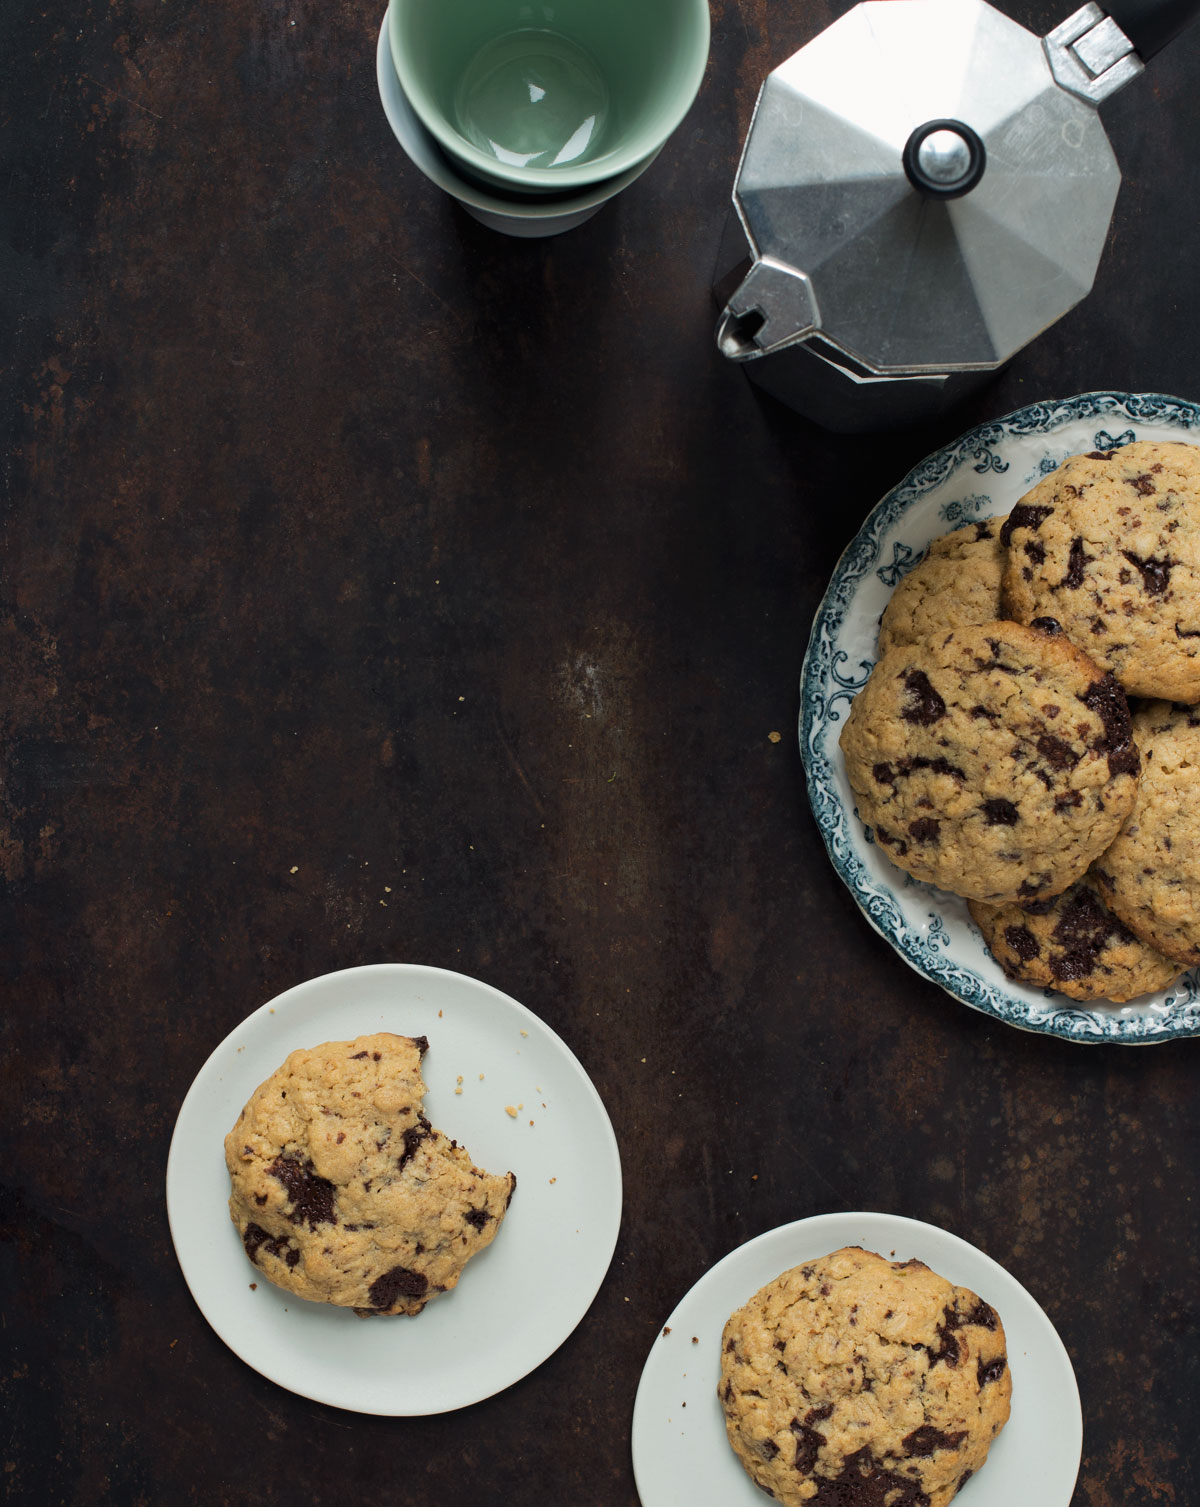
[{"left": 4, "top": 0, "right": 1200, "bottom": 1502}]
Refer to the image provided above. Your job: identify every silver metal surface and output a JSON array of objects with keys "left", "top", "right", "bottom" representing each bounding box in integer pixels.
[
  {"left": 1075, "top": 14, "right": 1135, "bottom": 71},
  {"left": 709, "top": 212, "right": 996, "bottom": 430},
  {"left": 739, "top": 338, "right": 997, "bottom": 433},
  {"left": 720, "top": 0, "right": 1122, "bottom": 377},
  {"left": 917, "top": 129, "right": 973, "bottom": 185},
  {"left": 1045, "top": 3, "right": 1143, "bottom": 103},
  {"left": 715, "top": 256, "right": 820, "bottom": 359}
]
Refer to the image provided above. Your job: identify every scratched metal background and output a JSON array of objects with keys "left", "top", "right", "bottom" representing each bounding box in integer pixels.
[{"left": 3, "top": 0, "right": 1200, "bottom": 1502}]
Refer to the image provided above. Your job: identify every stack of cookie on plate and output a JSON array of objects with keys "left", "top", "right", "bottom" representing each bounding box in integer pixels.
[{"left": 840, "top": 440, "right": 1200, "bottom": 1004}]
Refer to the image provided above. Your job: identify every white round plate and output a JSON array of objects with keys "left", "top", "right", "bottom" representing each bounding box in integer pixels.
[
  {"left": 800, "top": 391, "right": 1200, "bottom": 1043},
  {"left": 166, "top": 963, "right": 622, "bottom": 1414},
  {"left": 632, "top": 1210, "right": 1081, "bottom": 1507}
]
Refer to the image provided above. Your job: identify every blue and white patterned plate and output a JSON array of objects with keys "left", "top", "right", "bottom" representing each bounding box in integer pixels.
[{"left": 800, "top": 392, "right": 1200, "bottom": 1044}]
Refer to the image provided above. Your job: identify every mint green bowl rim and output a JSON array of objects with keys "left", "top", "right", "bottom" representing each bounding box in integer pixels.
[{"left": 387, "top": 0, "right": 711, "bottom": 191}]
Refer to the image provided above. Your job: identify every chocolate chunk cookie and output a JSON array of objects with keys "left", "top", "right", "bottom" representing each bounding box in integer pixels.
[
  {"left": 225, "top": 1033, "right": 516, "bottom": 1314},
  {"left": 839, "top": 619, "right": 1140, "bottom": 903},
  {"left": 719, "top": 1246, "right": 1011, "bottom": 1507},
  {"left": 1002, "top": 441, "right": 1200, "bottom": 701},
  {"left": 877, "top": 515, "right": 1008, "bottom": 659},
  {"left": 1092, "top": 700, "right": 1200, "bottom": 965},
  {"left": 969, "top": 874, "right": 1183, "bottom": 1002}
]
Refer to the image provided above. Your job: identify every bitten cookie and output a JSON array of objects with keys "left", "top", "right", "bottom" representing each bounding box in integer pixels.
[
  {"left": 969, "top": 874, "right": 1184, "bottom": 1002},
  {"left": 1092, "top": 700, "right": 1200, "bottom": 965},
  {"left": 839, "top": 619, "right": 1140, "bottom": 903},
  {"left": 225, "top": 1033, "right": 516, "bottom": 1314},
  {"left": 877, "top": 515, "right": 1008, "bottom": 659},
  {"left": 719, "top": 1246, "right": 1011, "bottom": 1507},
  {"left": 1002, "top": 441, "right": 1200, "bottom": 701}
]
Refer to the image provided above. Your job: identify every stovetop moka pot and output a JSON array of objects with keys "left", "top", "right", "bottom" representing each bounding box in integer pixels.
[{"left": 713, "top": 0, "right": 1200, "bottom": 431}]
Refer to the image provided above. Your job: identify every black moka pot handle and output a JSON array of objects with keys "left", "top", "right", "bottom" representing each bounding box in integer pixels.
[{"left": 1105, "top": 0, "right": 1200, "bottom": 58}]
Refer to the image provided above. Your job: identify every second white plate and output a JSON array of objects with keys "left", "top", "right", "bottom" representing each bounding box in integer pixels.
[
  {"left": 166, "top": 963, "right": 622, "bottom": 1414},
  {"left": 631, "top": 1211, "right": 1081, "bottom": 1507}
]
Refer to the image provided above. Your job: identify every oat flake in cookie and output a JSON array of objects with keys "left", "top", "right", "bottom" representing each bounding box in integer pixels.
[
  {"left": 719, "top": 1246, "right": 1011, "bottom": 1507},
  {"left": 969, "top": 874, "right": 1184, "bottom": 1003},
  {"left": 1002, "top": 441, "right": 1200, "bottom": 701},
  {"left": 225, "top": 1033, "right": 515, "bottom": 1314},
  {"left": 839, "top": 618, "right": 1139, "bottom": 904},
  {"left": 877, "top": 515, "right": 1008, "bottom": 660},
  {"left": 1093, "top": 700, "right": 1200, "bottom": 965}
]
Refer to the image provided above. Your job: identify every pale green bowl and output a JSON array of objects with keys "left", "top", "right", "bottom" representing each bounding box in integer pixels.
[{"left": 388, "top": 0, "right": 710, "bottom": 192}]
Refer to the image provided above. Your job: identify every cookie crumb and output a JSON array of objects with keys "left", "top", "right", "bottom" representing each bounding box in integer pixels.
[
  {"left": 289, "top": 865, "right": 298, "bottom": 874},
  {"left": 505, "top": 1105, "right": 518, "bottom": 1118},
  {"left": 662, "top": 1325, "right": 672, "bottom": 1336},
  {"left": 520, "top": 1029, "right": 528, "bottom": 1037},
  {"left": 692, "top": 1336, "right": 698, "bottom": 1344},
  {"left": 249, "top": 1283, "right": 257, "bottom": 1291},
  {"left": 549, "top": 1177, "right": 557, "bottom": 1184},
  {"left": 768, "top": 731, "right": 782, "bottom": 743}
]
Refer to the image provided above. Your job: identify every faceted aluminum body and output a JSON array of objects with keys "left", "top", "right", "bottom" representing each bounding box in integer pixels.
[{"left": 714, "top": 0, "right": 1125, "bottom": 427}]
